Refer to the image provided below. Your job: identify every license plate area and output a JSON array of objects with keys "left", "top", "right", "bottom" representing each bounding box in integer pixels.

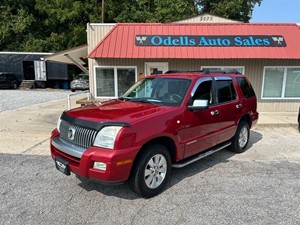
[{"left": 55, "top": 156, "right": 71, "bottom": 176}]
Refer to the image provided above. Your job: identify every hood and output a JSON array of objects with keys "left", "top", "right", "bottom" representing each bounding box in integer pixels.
[{"left": 64, "top": 99, "right": 172, "bottom": 125}]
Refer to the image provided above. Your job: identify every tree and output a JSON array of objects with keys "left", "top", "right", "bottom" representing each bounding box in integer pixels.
[
  {"left": 0, "top": 0, "right": 35, "bottom": 51},
  {"left": 105, "top": 0, "right": 198, "bottom": 23},
  {"left": 196, "top": 0, "right": 262, "bottom": 22},
  {"left": 0, "top": 0, "right": 262, "bottom": 52}
]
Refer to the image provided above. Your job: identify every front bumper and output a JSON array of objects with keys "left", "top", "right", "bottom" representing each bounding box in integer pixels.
[{"left": 50, "top": 131, "right": 139, "bottom": 183}]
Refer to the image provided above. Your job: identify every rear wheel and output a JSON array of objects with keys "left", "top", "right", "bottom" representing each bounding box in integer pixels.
[
  {"left": 229, "top": 120, "right": 250, "bottom": 153},
  {"left": 129, "top": 144, "right": 171, "bottom": 198}
]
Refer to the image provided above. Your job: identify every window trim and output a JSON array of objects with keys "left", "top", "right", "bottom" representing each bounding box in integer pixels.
[
  {"left": 261, "top": 66, "right": 300, "bottom": 100},
  {"left": 201, "top": 66, "right": 245, "bottom": 74},
  {"left": 94, "top": 65, "right": 137, "bottom": 98}
]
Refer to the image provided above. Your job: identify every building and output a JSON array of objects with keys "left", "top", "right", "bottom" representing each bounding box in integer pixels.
[{"left": 52, "top": 13, "right": 300, "bottom": 112}]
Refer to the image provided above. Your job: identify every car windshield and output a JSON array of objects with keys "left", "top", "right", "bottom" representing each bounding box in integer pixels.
[
  {"left": 121, "top": 78, "right": 191, "bottom": 106},
  {"left": 73, "top": 74, "right": 89, "bottom": 80}
]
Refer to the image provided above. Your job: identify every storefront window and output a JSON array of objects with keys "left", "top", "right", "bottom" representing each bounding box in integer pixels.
[
  {"left": 263, "top": 68, "right": 284, "bottom": 98},
  {"left": 95, "top": 67, "right": 136, "bottom": 98},
  {"left": 285, "top": 68, "right": 300, "bottom": 97},
  {"left": 262, "top": 67, "right": 300, "bottom": 99},
  {"left": 117, "top": 68, "right": 136, "bottom": 96},
  {"left": 95, "top": 68, "right": 115, "bottom": 97}
]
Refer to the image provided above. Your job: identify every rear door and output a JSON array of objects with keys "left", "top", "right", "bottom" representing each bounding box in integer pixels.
[{"left": 214, "top": 77, "right": 241, "bottom": 143}]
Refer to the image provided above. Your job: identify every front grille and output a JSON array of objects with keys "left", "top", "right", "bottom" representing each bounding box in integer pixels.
[{"left": 60, "top": 120, "right": 98, "bottom": 148}]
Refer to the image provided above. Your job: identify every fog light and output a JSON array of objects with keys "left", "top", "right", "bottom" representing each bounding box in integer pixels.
[{"left": 93, "top": 162, "right": 107, "bottom": 171}]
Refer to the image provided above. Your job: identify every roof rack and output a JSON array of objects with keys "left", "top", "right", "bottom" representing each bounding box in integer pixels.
[
  {"left": 164, "top": 70, "right": 203, "bottom": 74},
  {"left": 203, "top": 69, "right": 241, "bottom": 74},
  {"left": 164, "top": 69, "right": 241, "bottom": 74}
]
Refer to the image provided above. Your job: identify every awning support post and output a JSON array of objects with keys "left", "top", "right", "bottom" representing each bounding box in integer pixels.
[{"left": 64, "top": 54, "right": 89, "bottom": 74}]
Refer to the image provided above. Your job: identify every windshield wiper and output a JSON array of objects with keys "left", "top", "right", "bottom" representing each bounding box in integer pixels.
[
  {"left": 119, "top": 97, "right": 131, "bottom": 101},
  {"left": 129, "top": 98, "right": 161, "bottom": 105}
]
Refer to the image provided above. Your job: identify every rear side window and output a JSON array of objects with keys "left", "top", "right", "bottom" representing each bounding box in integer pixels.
[
  {"left": 237, "top": 77, "right": 256, "bottom": 98},
  {"left": 216, "top": 80, "right": 236, "bottom": 103}
]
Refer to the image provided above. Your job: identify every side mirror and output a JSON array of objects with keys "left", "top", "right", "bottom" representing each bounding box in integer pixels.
[{"left": 188, "top": 99, "right": 209, "bottom": 111}]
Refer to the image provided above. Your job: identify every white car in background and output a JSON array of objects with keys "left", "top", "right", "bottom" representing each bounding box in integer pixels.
[{"left": 70, "top": 74, "right": 89, "bottom": 92}]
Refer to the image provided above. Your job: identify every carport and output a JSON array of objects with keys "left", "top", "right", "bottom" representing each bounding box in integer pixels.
[{"left": 44, "top": 44, "right": 88, "bottom": 74}]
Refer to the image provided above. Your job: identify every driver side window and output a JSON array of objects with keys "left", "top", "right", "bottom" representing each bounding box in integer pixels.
[{"left": 192, "top": 80, "right": 213, "bottom": 105}]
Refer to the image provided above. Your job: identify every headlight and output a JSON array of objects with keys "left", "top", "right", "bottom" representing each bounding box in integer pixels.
[
  {"left": 93, "top": 126, "right": 122, "bottom": 149},
  {"left": 57, "top": 117, "right": 62, "bottom": 132}
]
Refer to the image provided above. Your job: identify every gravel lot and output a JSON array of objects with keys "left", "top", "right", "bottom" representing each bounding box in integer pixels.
[
  {"left": 0, "top": 147, "right": 299, "bottom": 225},
  {"left": 0, "top": 89, "right": 299, "bottom": 225},
  {"left": 0, "top": 89, "right": 69, "bottom": 112}
]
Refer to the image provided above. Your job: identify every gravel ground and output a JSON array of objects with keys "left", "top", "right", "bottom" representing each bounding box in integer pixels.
[
  {"left": 0, "top": 89, "right": 70, "bottom": 112},
  {"left": 1, "top": 89, "right": 300, "bottom": 224},
  {"left": 0, "top": 153, "right": 299, "bottom": 225}
]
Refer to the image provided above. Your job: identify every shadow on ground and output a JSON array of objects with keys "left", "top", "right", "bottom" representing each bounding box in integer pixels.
[{"left": 78, "top": 130, "right": 263, "bottom": 198}]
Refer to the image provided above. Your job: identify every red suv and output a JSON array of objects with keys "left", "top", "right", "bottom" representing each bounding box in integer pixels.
[{"left": 51, "top": 70, "right": 258, "bottom": 197}]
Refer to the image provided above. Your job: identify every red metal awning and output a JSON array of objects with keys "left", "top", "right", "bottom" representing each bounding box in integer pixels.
[{"left": 88, "top": 23, "right": 300, "bottom": 59}]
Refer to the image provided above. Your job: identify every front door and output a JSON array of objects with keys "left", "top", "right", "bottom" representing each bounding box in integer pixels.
[
  {"left": 179, "top": 78, "right": 220, "bottom": 158},
  {"left": 145, "top": 62, "right": 168, "bottom": 76}
]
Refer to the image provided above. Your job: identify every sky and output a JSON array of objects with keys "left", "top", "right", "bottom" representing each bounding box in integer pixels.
[{"left": 250, "top": 0, "right": 300, "bottom": 23}]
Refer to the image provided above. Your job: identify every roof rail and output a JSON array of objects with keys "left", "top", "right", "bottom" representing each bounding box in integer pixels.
[
  {"left": 164, "top": 70, "right": 203, "bottom": 74},
  {"left": 164, "top": 69, "right": 241, "bottom": 75},
  {"left": 203, "top": 69, "right": 241, "bottom": 74}
]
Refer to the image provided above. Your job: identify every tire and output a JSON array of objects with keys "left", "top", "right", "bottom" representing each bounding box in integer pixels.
[
  {"left": 71, "top": 89, "right": 75, "bottom": 92},
  {"left": 229, "top": 120, "right": 250, "bottom": 153},
  {"left": 12, "top": 81, "right": 18, "bottom": 89},
  {"left": 129, "top": 144, "right": 171, "bottom": 198}
]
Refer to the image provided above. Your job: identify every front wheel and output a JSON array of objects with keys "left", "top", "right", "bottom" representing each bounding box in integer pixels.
[
  {"left": 12, "top": 82, "right": 18, "bottom": 89},
  {"left": 129, "top": 144, "right": 171, "bottom": 198},
  {"left": 229, "top": 120, "right": 250, "bottom": 153}
]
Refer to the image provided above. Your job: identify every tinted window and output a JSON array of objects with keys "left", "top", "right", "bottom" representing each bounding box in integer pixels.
[
  {"left": 216, "top": 80, "right": 236, "bottom": 103},
  {"left": 237, "top": 77, "right": 255, "bottom": 98},
  {"left": 192, "top": 80, "right": 213, "bottom": 104}
]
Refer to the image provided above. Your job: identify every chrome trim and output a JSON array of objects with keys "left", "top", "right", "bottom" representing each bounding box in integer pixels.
[
  {"left": 59, "top": 120, "right": 98, "bottom": 148},
  {"left": 187, "top": 140, "right": 197, "bottom": 146},
  {"left": 172, "top": 142, "right": 231, "bottom": 168},
  {"left": 214, "top": 76, "right": 232, "bottom": 81},
  {"left": 52, "top": 137, "right": 86, "bottom": 159},
  {"left": 191, "top": 77, "right": 213, "bottom": 97}
]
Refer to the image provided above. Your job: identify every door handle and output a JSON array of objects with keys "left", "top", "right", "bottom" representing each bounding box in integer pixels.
[
  {"left": 236, "top": 104, "right": 242, "bottom": 109},
  {"left": 210, "top": 110, "right": 219, "bottom": 116}
]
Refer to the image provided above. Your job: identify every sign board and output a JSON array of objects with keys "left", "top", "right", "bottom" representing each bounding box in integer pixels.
[{"left": 135, "top": 35, "right": 286, "bottom": 47}]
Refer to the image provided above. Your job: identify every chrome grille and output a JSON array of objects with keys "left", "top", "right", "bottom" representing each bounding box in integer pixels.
[{"left": 59, "top": 120, "right": 98, "bottom": 148}]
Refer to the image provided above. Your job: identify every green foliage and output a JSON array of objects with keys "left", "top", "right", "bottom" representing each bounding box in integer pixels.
[
  {"left": 196, "top": 0, "right": 262, "bottom": 22},
  {"left": 0, "top": 0, "right": 262, "bottom": 52},
  {"left": 107, "top": 0, "right": 197, "bottom": 23}
]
